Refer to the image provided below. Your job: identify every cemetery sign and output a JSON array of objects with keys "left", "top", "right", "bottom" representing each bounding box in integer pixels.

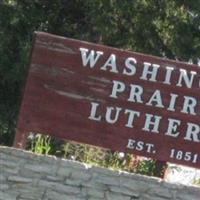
[{"left": 15, "top": 32, "right": 200, "bottom": 168}]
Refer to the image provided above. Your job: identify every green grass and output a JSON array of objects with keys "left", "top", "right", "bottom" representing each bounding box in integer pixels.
[
  {"left": 28, "top": 134, "right": 159, "bottom": 176},
  {"left": 193, "top": 179, "right": 200, "bottom": 186}
]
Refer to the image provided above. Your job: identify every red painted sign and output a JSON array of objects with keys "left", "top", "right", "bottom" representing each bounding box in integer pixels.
[{"left": 15, "top": 32, "right": 200, "bottom": 168}]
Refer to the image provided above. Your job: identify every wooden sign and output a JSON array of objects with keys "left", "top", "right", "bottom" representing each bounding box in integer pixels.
[{"left": 15, "top": 32, "right": 200, "bottom": 168}]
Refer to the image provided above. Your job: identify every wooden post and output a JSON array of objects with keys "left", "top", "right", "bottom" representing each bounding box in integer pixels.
[
  {"left": 154, "top": 160, "right": 168, "bottom": 178},
  {"left": 13, "top": 129, "right": 28, "bottom": 149}
]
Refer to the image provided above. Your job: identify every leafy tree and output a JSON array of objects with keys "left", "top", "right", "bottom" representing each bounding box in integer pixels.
[{"left": 0, "top": 0, "right": 199, "bottom": 147}]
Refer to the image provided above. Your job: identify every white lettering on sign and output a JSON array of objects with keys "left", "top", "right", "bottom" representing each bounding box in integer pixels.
[
  {"left": 128, "top": 84, "right": 143, "bottom": 103},
  {"left": 101, "top": 54, "right": 119, "bottom": 73},
  {"left": 165, "top": 118, "right": 180, "bottom": 138},
  {"left": 108, "top": 80, "right": 198, "bottom": 115},
  {"left": 79, "top": 48, "right": 199, "bottom": 88},
  {"left": 79, "top": 48, "right": 103, "bottom": 68},
  {"left": 124, "top": 109, "right": 140, "bottom": 128},
  {"left": 127, "top": 139, "right": 156, "bottom": 154},
  {"left": 81, "top": 47, "right": 200, "bottom": 141},
  {"left": 123, "top": 57, "right": 137, "bottom": 76},
  {"left": 163, "top": 66, "right": 174, "bottom": 85},
  {"left": 146, "top": 90, "right": 164, "bottom": 108},
  {"left": 184, "top": 123, "right": 200, "bottom": 142},
  {"left": 181, "top": 96, "right": 197, "bottom": 115},
  {"left": 142, "top": 114, "right": 162, "bottom": 133},
  {"left": 167, "top": 94, "right": 178, "bottom": 112},
  {"left": 78, "top": 47, "right": 200, "bottom": 166},
  {"left": 170, "top": 149, "right": 198, "bottom": 163},
  {"left": 140, "top": 62, "right": 160, "bottom": 82},
  {"left": 176, "top": 69, "right": 197, "bottom": 88},
  {"left": 109, "top": 80, "right": 125, "bottom": 99},
  {"left": 88, "top": 101, "right": 200, "bottom": 143}
]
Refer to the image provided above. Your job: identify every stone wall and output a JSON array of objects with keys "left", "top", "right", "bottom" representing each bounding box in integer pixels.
[{"left": 0, "top": 146, "right": 200, "bottom": 200}]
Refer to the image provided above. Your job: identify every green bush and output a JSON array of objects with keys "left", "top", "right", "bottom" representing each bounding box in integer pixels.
[{"left": 27, "top": 134, "right": 166, "bottom": 177}]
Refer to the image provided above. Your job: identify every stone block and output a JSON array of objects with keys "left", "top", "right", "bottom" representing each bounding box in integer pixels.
[
  {"left": 8, "top": 175, "right": 33, "bottom": 183},
  {"left": 24, "top": 163, "right": 57, "bottom": 175},
  {"left": 70, "top": 170, "right": 91, "bottom": 181},
  {"left": 0, "top": 191, "right": 17, "bottom": 200},
  {"left": 0, "top": 174, "right": 6, "bottom": 182},
  {"left": 95, "top": 175, "right": 120, "bottom": 186},
  {"left": 44, "top": 190, "right": 84, "bottom": 200},
  {"left": 57, "top": 166, "right": 72, "bottom": 177},
  {"left": 85, "top": 188, "right": 105, "bottom": 199},
  {"left": 38, "top": 180, "right": 81, "bottom": 194},
  {"left": 105, "top": 191, "right": 131, "bottom": 200},
  {"left": 0, "top": 184, "right": 10, "bottom": 190},
  {"left": 109, "top": 185, "right": 140, "bottom": 198}
]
